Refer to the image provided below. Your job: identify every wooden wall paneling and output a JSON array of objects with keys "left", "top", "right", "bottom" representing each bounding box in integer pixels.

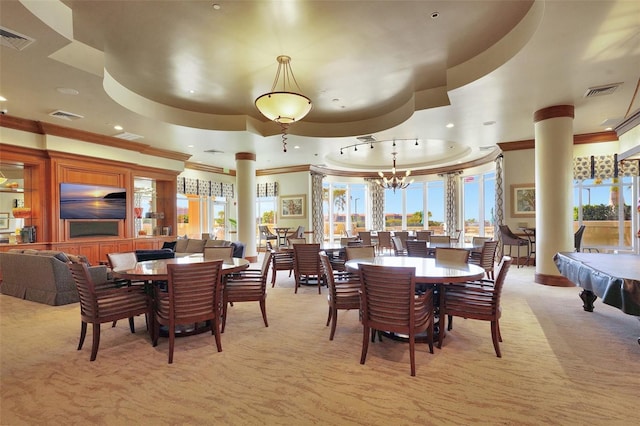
[
  {"left": 134, "top": 239, "right": 159, "bottom": 250},
  {"left": 99, "top": 240, "right": 135, "bottom": 263}
]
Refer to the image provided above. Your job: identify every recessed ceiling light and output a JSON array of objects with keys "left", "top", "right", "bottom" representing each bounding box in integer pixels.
[
  {"left": 483, "top": 120, "right": 496, "bottom": 126},
  {"left": 114, "top": 125, "right": 123, "bottom": 130},
  {"left": 212, "top": 3, "right": 221, "bottom": 10},
  {"left": 56, "top": 87, "right": 79, "bottom": 95},
  {"left": 294, "top": 145, "right": 300, "bottom": 149},
  {"left": 446, "top": 123, "right": 454, "bottom": 128},
  {"left": 188, "top": 90, "right": 195, "bottom": 94},
  {"left": 430, "top": 11, "right": 440, "bottom": 19},
  {"left": 605, "top": 127, "right": 613, "bottom": 131},
  {"left": 187, "top": 144, "right": 194, "bottom": 148},
  {"left": 0, "top": 96, "right": 6, "bottom": 102}
]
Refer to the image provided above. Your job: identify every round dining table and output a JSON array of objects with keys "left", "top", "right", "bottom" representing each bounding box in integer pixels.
[
  {"left": 345, "top": 256, "right": 485, "bottom": 284},
  {"left": 111, "top": 255, "right": 250, "bottom": 281},
  {"left": 345, "top": 256, "right": 485, "bottom": 344}
]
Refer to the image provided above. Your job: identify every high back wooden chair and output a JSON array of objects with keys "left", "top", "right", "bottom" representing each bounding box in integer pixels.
[
  {"left": 406, "top": 240, "right": 430, "bottom": 258},
  {"left": 267, "top": 241, "right": 294, "bottom": 287},
  {"left": 358, "top": 231, "right": 372, "bottom": 246},
  {"left": 441, "top": 256, "right": 513, "bottom": 357},
  {"left": 358, "top": 263, "right": 434, "bottom": 376},
  {"left": 68, "top": 262, "right": 152, "bottom": 361},
  {"left": 416, "top": 230, "right": 433, "bottom": 241},
  {"left": 293, "top": 243, "right": 322, "bottom": 294},
  {"left": 435, "top": 247, "right": 470, "bottom": 264},
  {"left": 376, "top": 231, "right": 392, "bottom": 255},
  {"left": 469, "top": 240, "right": 499, "bottom": 280},
  {"left": 498, "top": 225, "right": 529, "bottom": 268},
  {"left": 203, "top": 246, "right": 234, "bottom": 262},
  {"left": 394, "top": 231, "right": 410, "bottom": 245},
  {"left": 429, "top": 235, "right": 451, "bottom": 246},
  {"left": 345, "top": 245, "right": 376, "bottom": 261},
  {"left": 153, "top": 260, "right": 224, "bottom": 364},
  {"left": 319, "top": 252, "right": 361, "bottom": 341},
  {"left": 222, "top": 251, "right": 272, "bottom": 332},
  {"left": 391, "top": 236, "right": 407, "bottom": 256}
]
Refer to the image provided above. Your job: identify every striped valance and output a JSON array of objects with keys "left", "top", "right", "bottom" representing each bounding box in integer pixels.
[
  {"left": 177, "top": 177, "right": 234, "bottom": 198},
  {"left": 257, "top": 182, "right": 278, "bottom": 197},
  {"left": 573, "top": 155, "right": 639, "bottom": 180}
]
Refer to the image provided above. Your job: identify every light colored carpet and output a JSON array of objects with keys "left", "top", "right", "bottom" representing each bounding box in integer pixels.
[{"left": 1, "top": 258, "right": 638, "bottom": 425}]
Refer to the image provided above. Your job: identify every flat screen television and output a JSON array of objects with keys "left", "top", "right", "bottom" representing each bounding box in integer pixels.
[{"left": 60, "top": 183, "right": 127, "bottom": 219}]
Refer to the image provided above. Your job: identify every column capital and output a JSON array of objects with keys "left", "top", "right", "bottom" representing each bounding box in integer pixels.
[
  {"left": 235, "top": 152, "right": 256, "bottom": 161},
  {"left": 534, "top": 105, "right": 574, "bottom": 123}
]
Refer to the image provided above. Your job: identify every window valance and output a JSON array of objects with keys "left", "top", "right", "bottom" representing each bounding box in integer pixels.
[
  {"left": 257, "top": 182, "right": 278, "bottom": 197},
  {"left": 573, "top": 155, "right": 638, "bottom": 181},
  {"left": 177, "top": 177, "right": 234, "bottom": 198}
]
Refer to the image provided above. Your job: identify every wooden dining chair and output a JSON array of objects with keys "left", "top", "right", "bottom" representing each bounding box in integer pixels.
[
  {"left": 440, "top": 256, "right": 513, "bottom": 357},
  {"left": 345, "top": 245, "right": 376, "bottom": 261},
  {"left": 267, "top": 241, "right": 294, "bottom": 287},
  {"left": 498, "top": 225, "right": 529, "bottom": 268},
  {"left": 358, "top": 231, "right": 372, "bottom": 246},
  {"left": 292, "top": 243, "right": 322, "bottom": 294},
  {"left": 469, "top": 240, "right": 499, "bottom": 280},
  {"left": 358, "top": 263, "right": 434, "bottom": 376},
  {"left": 391, "top": 236, "right": 407, "bottom": 256},
  {"left": 68, "top": 262, "right": 152, "bottom": 361},
  {"left": 222, "top": 251, "right": 272, "bottom": 332},
  {"left": 258, "top": 225, "right": 278, "bottom": 251},
  {"left": 287, "top": 237, "right": 307, "bottom": 248},
  {"left": 153, "top": 260, "right": 224, "bottom": 364},
  {"left": 394, "top": 231, "right": 410, "bottom": 246},
  {"left": 319, "top": 252, "right": 361, "bottom": 341},
  {"left": 435, "top": 247, "right": 470, "bottom": 264},
  {"left": 416, "top": 230, "right": 433, "bottom": 241},
  {"left": 203, "top": 246, "right": 233, "bottom": 262},
  {"left": 429, "top": 235, "right": 451, "bottom": 246},
  {"left": 406, "top": 240, "right": 430, "bottom": 258},
  {"left": 376, "top": 231, "right": 392, "bottom": 255}
]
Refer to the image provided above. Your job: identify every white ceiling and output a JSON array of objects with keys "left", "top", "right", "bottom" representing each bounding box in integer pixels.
[{"left": 0, "top": 0, "right": 639, "bottom": 173}]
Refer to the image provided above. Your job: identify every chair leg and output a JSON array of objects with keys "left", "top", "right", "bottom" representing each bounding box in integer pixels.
[
  {"left": 112, "top": 321, "right": 117, "bottom": 328},
  {"left": 428, "top": 319, "right": 434, "bottom": 354},
  {"left": 447, "top": 314, "right": 453, "bottom": 331},
  {"left": 259, "top": 299, "right": 268, "bottom": 328},
  {"left": 212, "top": 313, "right": 223, "bottom": 353},
  {"left": 491, "top": 320, "right": 502, "bottom": 358},
  {"left": 329, "top": 307, "right": 338, "bottom": 341},
  {"left": 409, "top": 336, "right": 416, "bottom": 376},
  {"left": 78, "top": 321, "right": 87, "bottom": 350},
  {"left": 90, "top": 323, "right": 101, "bottom": 362},
  {"left": 360, "top": 325, "right": 370, "bottom": 365},
  {"left": 128, "top": 317, "right": 136, "bottom": 333},
  {"left": 168, "top": 326, "right": 175, "bottom": 364},
  {"left": 326, "top": 306, "right": 332, "bottom": 327},
  {"left": 221, "top": 300, "right": 229, "bottom": 333}
]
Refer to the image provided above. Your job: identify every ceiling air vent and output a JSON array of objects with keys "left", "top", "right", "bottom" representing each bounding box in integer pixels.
[
  {"left": 0, "top": 26, "right": 35, "bottom": 51},
  {"left": 49, "top": 110, "right": 84, "bottom": 121},
  {"left": 356, "top": 135, "right": 376, "bottom": 143},
  {"left": 584, "top": 83, "right": 622, "bottom": 98},
  {"left": 114, "top": 132, "right": 144, "bottom": 141}
]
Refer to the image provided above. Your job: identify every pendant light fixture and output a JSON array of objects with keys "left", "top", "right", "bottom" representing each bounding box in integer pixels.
[
  {"left": 377, "top": 151, "right": 413, "bottom": 193},
  {"left": 255, "top": 55, "right": 312, "bottom": 152}
]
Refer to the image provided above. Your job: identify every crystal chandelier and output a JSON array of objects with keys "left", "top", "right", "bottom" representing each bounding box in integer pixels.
[
  {"left": 255, "top": 55, "right": 312, "bottom": 153},
  {"left": 377, "top": 152, "right": 413, "bottom": 192}
]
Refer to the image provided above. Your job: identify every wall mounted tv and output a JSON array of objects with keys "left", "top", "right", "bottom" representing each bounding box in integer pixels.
[{"left": 60, "top": 183, "right": 127, "bottom": 219}]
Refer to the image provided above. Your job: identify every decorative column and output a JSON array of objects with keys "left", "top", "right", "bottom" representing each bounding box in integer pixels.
[
  {"left": 236, "top": 152, "right": 257, "bottom": 262},
  {"left": 310, "top": 172, "right": 325, "bottom": 243},
  {"left": 534, "top": 105, "right": 574, "bottom": 285},
  {"left": 442, "top": 171, "right": 462, "bottom": 236}
]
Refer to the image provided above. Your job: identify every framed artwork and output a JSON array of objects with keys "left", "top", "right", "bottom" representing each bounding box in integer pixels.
[
  {"left": 280, "top": 194, "right": 306, "bottom": 218},
  {"left": 511, "top": 184, "right": 536, "bottom": 217},
  {"left": 0, "top": 212, "right": 9, "bottom": 229}
]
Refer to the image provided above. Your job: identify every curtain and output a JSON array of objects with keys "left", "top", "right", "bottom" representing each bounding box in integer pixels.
[
  {"left": 311, "top": 172, "right": 325, "bottom": 243},
  {"left": 256, "top": 182, "right": 278, "bottom": 197},
  {"left": 177, "top": 177, "right": 234, "bottom": 198},
  {"left": 366, "top": 178, "right": 384, "bottom": 231},
  {"left": 573, "top": 155, "right": 639, "bottom": 180},
  {"left": 494, "top": 155, "right": 505, "bottom": 257}
]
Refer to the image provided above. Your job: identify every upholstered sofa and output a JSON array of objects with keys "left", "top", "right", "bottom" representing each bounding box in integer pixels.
[
  {"left": 0, "top": 249, "right": 108, "bottom": 306},
  {"left": 172, "top": 238, "right": 245, "bottom": 258}
]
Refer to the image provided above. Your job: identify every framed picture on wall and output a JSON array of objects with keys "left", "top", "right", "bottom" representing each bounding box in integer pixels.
[
  {"left": 511, "top": 184, "right": 536, "bottom": 217},
  {"left": 0, "top": 212, "right": 9, "bottom": 229},
  {"left": 280, "top": 194, "right": 306, "bottom": 218}
]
